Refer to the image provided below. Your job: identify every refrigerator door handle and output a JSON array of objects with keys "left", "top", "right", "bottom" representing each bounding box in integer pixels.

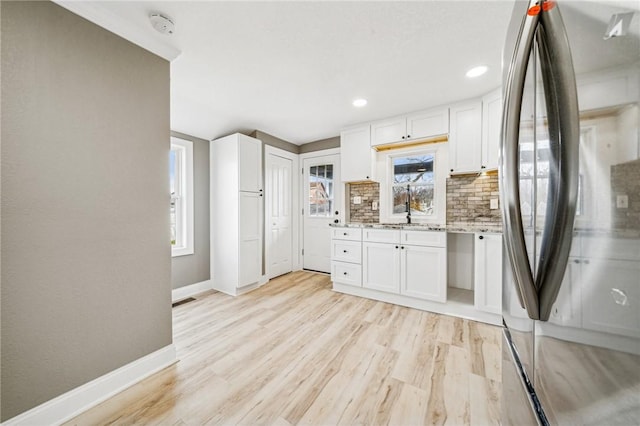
[
  {"left": 534, "top": 2, "right": 580, "bottom": 321},
  {"left": 499, "top": 0, "right": 541, "bottom": 320}
]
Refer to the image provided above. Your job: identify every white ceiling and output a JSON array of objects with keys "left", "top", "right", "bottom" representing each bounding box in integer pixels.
[{"left": 55, "top": 1, "right": 638, "bottom": 145}]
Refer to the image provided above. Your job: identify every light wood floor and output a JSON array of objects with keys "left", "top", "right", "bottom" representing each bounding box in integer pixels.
[{"left": 66, "top": 271, "right": 502, "bottom": 425}]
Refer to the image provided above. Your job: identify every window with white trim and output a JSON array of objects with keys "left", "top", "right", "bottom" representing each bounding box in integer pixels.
[
  {"left": 390, "top": 153, "right": 436, "bottom": 217},
  {"left": 170, "top": 137, "right": 194, "bottom": 257}
]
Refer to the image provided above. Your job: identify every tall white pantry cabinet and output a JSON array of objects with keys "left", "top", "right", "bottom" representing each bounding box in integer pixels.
[{"left": 210, "top": 133, "right": 264, "bottom": 296}]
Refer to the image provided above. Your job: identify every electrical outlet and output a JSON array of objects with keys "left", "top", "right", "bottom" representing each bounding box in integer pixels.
[
  {"left": 353, "top": 196, "right": 362, "bottom": 205},
  {"left": 617, "top": 194, "right": 628, "bottom": 209},
  {"left": 490, "top": 198, "right": 499, "bottom": 210},
  {"left": 372, "top": 201, "right": 378, "bottom": 211}
]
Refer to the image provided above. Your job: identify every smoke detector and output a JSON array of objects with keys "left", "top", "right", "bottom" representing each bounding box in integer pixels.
[{"left": 149, "top": 13, "right": 175, "bottom": 35}]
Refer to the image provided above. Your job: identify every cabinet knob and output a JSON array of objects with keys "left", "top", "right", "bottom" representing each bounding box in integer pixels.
[
  {"left": 478, "top": 235, "right": 484, "bottom": 240},
  {"left": 335, "top": 211, "right": 339, "bottom": 215},
  {"left": 259, "top": 194, "right": 263, "bottom": 197},
  {"left": 343, "top": 250, "right": 348, "bottom": 253},
  {"left": 450, "top": 169, "right": 454, "bottom": 172},
  {"left": 343, "top": 272, "right": 348, "bottom": 275},
  {"left": 481, "top": 166, "right": 486, "bottom": 169},
  {"left": 402, "top": 136, "right": 405, "bottom": 139},
  {"left": 395, "top": 245, "right": 399, "bottom": 249},
  {"left": 401, "top": 246, "right": 405, "bottom": 249},
  {"left": 259, "top": 189, "right": 263, "bottom": 192},
  {"left": 366, "top": 176, "right": 369, "bottom": 179},
  {"left": 334, "top": 219, "right": 339, "bottom": 223},
  {"left": 573, "top": 259, "right": 580, "bottom": 264},
  {"left": 343, "top": 232, "right": 348, "bottom": 236},
  {"left": 407, "top": 134, "right": 411, "bottom": 138}
]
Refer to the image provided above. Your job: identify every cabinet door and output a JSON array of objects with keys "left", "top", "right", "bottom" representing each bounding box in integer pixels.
[
  {"left": 581, "top": 258, "right": 640, "bottom": 338},
  {"left": 340, "top": 126, "right": 374, "bottom": 182},
  {"left": 239, "top": 192, "right": 262, "bottom": 287},
  {"left": 406, "top": 108, "right": 449, "bottom": 140},
  {"left": 400, "top": 245, "right": 447, "bottom": 302},
  {"left": 371, "top": 116, "right": 406, "bottom": 146},
  {"left": 363, "top": 242, "right": 400, "bottom": 293},
  {"left": 548, "top": 258, "right": 582, "bottom": 327},
  {"left": 239, "top": 135, "right": 263, "bottom": 192},
  {"left": 449, "top": 100, "right": 482, "bottom": 174},
  {"left": 474, "top": 233, "right": 502, "bottom": 314},
  {"left": 481, "top": 89, "right": 502, "bottom": 170}
]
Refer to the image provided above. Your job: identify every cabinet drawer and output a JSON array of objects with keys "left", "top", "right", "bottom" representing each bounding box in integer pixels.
[
  {"left": 331, "top": 240, "right": 361, "bottom": 263},
  {"left": 331, "top": 227, "right": 362, "bottom": 241},
  {"left": 362, "top": 229, "right": 400, "bottom": 244},
  {"left": 401, "top": 230, "right": 446, "bottom": 247},
  {"left": 331, "top": 261, "right": 362, "bottom": 287}
]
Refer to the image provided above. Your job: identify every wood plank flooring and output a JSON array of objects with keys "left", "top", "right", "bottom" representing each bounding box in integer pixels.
[{"left": 66, "top": 271, "right": 502, "bottom": 425}]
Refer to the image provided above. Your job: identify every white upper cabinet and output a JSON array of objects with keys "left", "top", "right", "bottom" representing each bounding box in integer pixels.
[
  {"left": 406, "top": 108, "right": 449, "bottom": 140},
  {"left": 371, "top": 116, "right": 407, "bottom": 146},
  {"left": 481, "top": 88, "right": 502, "bottom": 171},
  {"left": 340, "top": 125, "right": 375, "bottom": 182},
  {"left": 238, "top": 134, "right": 263, "bottom": 192},
  {"left": 449, "top": 100, "right": 483, "bottom": 174},
  {"left": 371, "top": 107, "right": 449, "bottom": 147}
]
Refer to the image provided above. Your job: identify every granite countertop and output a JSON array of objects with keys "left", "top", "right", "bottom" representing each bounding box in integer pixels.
[{"left": 331, "top": 222, "right": 503, "bottom": 234}]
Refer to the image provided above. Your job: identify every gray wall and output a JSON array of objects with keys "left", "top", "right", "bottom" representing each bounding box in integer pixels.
[
  {"left": 171, "top": 131, "right": 210, "bottom": 290},
  {"left": 250, "top": 130, "right": 298, "bottom": 154},
  {"left": 1, "top": 1, "right": 172, "bottom": 421},
  {"left": 299, "top": 136, "right": 340, "bottom": 153}
]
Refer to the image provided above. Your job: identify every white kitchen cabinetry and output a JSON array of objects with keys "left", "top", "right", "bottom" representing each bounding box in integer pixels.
[
  {"left": 481, "top": 88, "right": 502, "bottom": 170},
  {"left": 581, "top": 258, "right": 640, "bottom": 338},
  {"left": 473, "top": 233, "right": 503, "bottom": 314},
  {"left": 340, "top": 125, "right": 375, "bottom": 182},
  {"left": 363, "top": 241, "right": 401, "bottom": 293},
  {"left": 449, "top": 100, "right": 483, "bottom": 174},
  {"left": 330, "top": 228, "right": 362, "bottom": 287},
  {"left": 401, "top": 244, "right": 447, "bottom": 302},
  {"left": 362, "top": 229, "right": 447, "bottom": 302},
  {"left": 210, "top": 133, "right": 264, "bottom": 296},
  {"left": 370, "top": 107, "right": 449, "bottom": 147},
  {"left": 548, "top": 257, "right": 582, "bottom": 327}
]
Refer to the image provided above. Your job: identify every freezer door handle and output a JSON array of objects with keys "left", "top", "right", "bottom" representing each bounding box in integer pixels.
[
  {"left": 534, "top": 2, "right": 580, "bottom": 321},
  {"left": 499, "top": 0, "right": 541, "bottom": 320}
]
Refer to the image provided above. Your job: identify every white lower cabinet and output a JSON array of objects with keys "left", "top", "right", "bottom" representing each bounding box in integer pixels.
[
  {"left": 330, "top": 229, "right": 362, "bottom": 287},
  {"left": 362, "top": 230, "right": 447, "bottom": 302},
  {"left": 362, "top": 242, "right": 401, "bottom": 293},
  {"left": 331, "top": 261, "right": 362, "bottom": 287},
  {"left": 473, "top": 233, "right": 503, "bottom": 314},
  {"left": 400, "top": 244, "right": 447, "bottom": 302}
]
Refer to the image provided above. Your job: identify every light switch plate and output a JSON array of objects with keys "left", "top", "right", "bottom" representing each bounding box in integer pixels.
[
  {"left": 490, "top": 198, "right": 499, "bottom": 210},
  {"left": 617, "top": 194, "right": 628, "bottom": 209},
  {"left": 353, "top": 196, "right": 362, "bottom": 205},
  {"left": 372, "top": 201, "right": 378, "bottom": 211}
]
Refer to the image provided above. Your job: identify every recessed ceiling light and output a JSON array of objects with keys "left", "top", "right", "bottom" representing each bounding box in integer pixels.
[
  {"left": 466, "top": 65, "right": 488, "bottom": 78},
  {"left": 352, "top": 99, "right": 368, "bottom": 107}
]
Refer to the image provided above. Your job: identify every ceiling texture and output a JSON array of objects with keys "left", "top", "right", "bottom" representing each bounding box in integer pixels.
[{"left": 55, "top": 1, "right": 638, "bottom": 145}]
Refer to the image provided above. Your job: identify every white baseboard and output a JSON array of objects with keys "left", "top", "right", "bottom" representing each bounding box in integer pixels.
[
  {"left": 171, "top": 279, "right": 212, "bottom": 302},
  {"left": 3, "top": 345, "right": 177, "bottom": 426}
]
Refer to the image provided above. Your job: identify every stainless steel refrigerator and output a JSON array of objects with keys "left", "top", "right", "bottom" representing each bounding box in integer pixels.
[{"left": 499, "top": 1, "right": 640, "bottom": 424}]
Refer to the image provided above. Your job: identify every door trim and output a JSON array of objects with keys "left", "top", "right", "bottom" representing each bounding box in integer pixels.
[{"left": 265, "top": 145, "right": 300, "bottom": 273}]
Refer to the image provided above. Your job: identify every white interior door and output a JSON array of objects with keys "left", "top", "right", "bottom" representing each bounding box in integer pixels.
[
  {"left": 303, "top": 154, "right": 341, "bottom": 273},
  {"left": 266, "top": 152, "right": 293, "bottom": 279}
]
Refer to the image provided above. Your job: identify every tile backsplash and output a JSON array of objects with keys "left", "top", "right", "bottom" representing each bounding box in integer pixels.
[
  {"left": 611, "top": 158, "right": 640, "bottom": 230},
  {"left": 446, "top": 174, "right": 501, "bottom": 225},
  {"left": 348, "top": 182, "right": 380, "bottom": 223}
]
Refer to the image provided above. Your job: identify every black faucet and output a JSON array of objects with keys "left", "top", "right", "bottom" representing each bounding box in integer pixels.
[{"left": 405, "top": 184, "right": 411, "bottom": 224}]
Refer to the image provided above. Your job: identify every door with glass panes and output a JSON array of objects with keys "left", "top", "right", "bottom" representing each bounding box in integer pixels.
[{"left": 302, "top": 154, "right": 341, "bottom": 272}]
